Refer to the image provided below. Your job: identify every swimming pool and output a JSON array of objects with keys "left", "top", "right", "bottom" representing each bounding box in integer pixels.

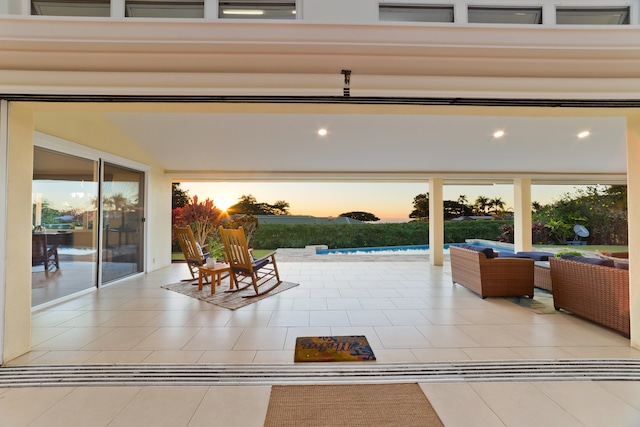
[
  {"left": 317, "top": 244, "right": 437, "bottom": 255},
  {"left": 316, "top": 241, "right": 514, "bottom": 255}
]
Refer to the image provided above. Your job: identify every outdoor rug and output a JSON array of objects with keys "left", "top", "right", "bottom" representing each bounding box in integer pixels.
[
  {"left": 161, "top": 279, "right": 299, "bottom": 310},
  {"left": 294, "top": 335, "right": 376, "bottom": 362},
  {"left": 505, "top": 289, "right": 557, "bottom": 314},
  {"left": 264, "top": 383, "right": 444, "bottom": 427}
]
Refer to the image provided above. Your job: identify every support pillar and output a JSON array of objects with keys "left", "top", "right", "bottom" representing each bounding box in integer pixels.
[
  {"left": 429, "top": 178, "right": 444, "bottom": 266},
  {"left": 513, "top": 178, "right": 532, "bottom": 253},
  {"left": 627, "top": 115, "right": 640, "bottom": 349},
  {"left": 2, "top": 103, "right": 34, "bottom": 362}
]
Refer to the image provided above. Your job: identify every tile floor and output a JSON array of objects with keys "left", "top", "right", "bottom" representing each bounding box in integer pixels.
[{"left": 3, "top": 256, "right": 640, "bottom": 426}]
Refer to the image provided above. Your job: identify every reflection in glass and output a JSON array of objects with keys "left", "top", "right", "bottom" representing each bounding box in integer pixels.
[
  {"left": 102, "top": 163, "right": 145, "bottom": 283},
  {"left": 32, "top": 148, "right": 99, "bottom": 307}
]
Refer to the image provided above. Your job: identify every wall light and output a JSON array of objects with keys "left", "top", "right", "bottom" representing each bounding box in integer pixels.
[
  {"left": 318, "top": 128, "right": 328, "bottom": 136},
  {"left": 493, "top": 130, "right": 505, "bottom": 138},
  {"left": 578, "top": 131, "right": 590, "bottom": 138}
]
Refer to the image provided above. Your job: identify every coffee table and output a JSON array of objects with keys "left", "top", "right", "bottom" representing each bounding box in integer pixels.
[{"left": 198, "top": 262, "right": 233, "bottom": 294}]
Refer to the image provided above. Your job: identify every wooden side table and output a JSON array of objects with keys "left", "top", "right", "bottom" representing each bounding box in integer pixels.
[{"left": 198, "top": 262, "right": 233, "bottom": 295}]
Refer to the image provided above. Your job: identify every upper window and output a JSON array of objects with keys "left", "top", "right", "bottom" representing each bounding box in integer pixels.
[
  {"left": 556, "top": 7, "right": 630, "bottom": 25},
  {"left": 219, "top": 1, "right": 296, "bottom": 20},
  {"left": 379, "top": 4, "right": 454, "bottom": 23},
  {"left": 31, "top": 0, "right": 110, "bottom": 17},
  {"left": 125, "top": 1, "right": 204, "bottom": 18},
  {"left": 468, "top": 6, "right": 542, "bottom": 24}
]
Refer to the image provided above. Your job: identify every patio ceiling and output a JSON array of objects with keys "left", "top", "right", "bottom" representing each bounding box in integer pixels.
[{"left": 31, "top": 102, "right": 629, "bottom": 185}]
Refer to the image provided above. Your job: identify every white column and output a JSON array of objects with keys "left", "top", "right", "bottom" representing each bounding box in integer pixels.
[
  {"left": 204, "top": 0, "right": 218, "bottom": 19},
  {"left": 627, "top": 115, "right": 640, "bottom": 349},
  {"left": 0, "top": 100, "right": 7, "bottom": 363},
  {"left": 514, "top": 178, "right": 532, "bottom": 253},
  {"left": 429, "top": 178, "right": 444, "bottom": 266},
  {"left": 3, "top": 104, "right": 34, "bottom": 362},
  {"left": 542, "top": 3, "right": 556, "bottom": 26},
  {"left": 111, "top": 0, "right": 125, "bottom": 18}
]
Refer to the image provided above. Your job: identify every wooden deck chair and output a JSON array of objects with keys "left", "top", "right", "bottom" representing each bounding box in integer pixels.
[
  {"left": 218, "top": 225, "right": 282, "bottom": 298},
  {"left": 173, "top": 225, "right": 209, "bottom": 280}
]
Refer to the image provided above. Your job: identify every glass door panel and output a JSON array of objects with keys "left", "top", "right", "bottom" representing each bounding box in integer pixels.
[
  {"left": 32, "top": 148, "right": 99, "bottom": 306},
  {"left": 101, "top": 163, "right": 144, "bottom": 283}
]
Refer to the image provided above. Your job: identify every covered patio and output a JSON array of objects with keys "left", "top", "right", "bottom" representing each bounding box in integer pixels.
[{"left": 5, "top": 253, "right": 639, "bottom": 425}]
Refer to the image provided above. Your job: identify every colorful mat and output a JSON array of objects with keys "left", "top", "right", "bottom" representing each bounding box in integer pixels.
[{"left": 294, "top": 335, "right": 376, "bottom": 362}]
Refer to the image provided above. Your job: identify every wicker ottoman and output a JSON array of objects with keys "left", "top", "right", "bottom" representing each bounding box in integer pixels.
[{"left": 534, "top": 261, "right": 552, "bottom": 293}]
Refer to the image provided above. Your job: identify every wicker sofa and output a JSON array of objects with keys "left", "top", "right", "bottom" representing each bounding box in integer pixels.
[
  {"left": 450, "top": 245, "right": 534, "bottom": 299},
  {"left": 549, "top": 257, "right": 630, "bottom": 337}
]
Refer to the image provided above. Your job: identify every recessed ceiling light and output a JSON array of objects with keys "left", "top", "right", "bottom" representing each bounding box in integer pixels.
[
  {"left": 318, "top": 128, "right": 327, "bottom": 136},
  {"left": 578, "top": 131, "right": 590, "bottom": 138},
  {"left": 222, "top": 9, "right": 264, "bottom": 15},
  {"left": 493, "top": 130, "right": 505, "bottom": 138}
]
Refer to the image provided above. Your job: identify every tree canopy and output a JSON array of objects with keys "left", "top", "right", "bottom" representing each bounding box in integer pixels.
[
  {"left": 172, "top": 183, "right": 190, "bottom": 209},
  {"left": 227, "top": 194, "right": 290, "bottom": 216},
  {"left": 409, "top": 193, "right": 429, "bottom": 221},
  {"left": 339, "top": 211, "right": 380, "bottom": 222}
]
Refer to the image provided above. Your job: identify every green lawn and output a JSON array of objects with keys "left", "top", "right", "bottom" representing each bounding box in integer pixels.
[
  {"left": 533, "top": 244, "right": 627, "bottom": 253},
  {"left": 172, "top": 249, "right": 273, "bottom": 262}
]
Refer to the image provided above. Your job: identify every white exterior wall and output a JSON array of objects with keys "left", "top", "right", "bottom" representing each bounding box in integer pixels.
[{"left": 2, "top": 0, "right": 639, "bottom": 25}]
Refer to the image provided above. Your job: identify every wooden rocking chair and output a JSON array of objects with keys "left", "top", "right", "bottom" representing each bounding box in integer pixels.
[
  {"left": 173, "top": 225, "right": 209, "bottom": 280},
  {"left": 218, "top": 225, "right": 282, "bottom": 298}
]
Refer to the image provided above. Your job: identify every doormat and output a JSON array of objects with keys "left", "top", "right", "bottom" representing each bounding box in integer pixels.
[
  {"left": 264, "top": 383, "right": 444, "bottom": 427},
  {"left": 294, "top": 335, "right": 376, "bottom": 362},
  {"left": 505, "top": 289, "right": 557, "bottom": 314},
  {"left": 161, "top": 279, "right": 299, "bottom": 310}
]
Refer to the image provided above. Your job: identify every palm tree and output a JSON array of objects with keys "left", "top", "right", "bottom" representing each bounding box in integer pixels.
[
  {"left": 489, "top": 197, "right": 506, "bottom": 214},
  {"left": 474, "top": 196, "right": 490, "bottom": 215}
]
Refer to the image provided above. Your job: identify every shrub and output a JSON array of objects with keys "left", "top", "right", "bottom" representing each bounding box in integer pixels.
[{"left": 251, "top": 220, "right": 512, "bottom": 249}]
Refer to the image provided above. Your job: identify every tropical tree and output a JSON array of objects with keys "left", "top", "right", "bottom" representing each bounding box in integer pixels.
[
  {"left": 174, "top": 195, "right": 224, "bottom": 245},
  {"left": 228, "top": 194, "right": 290, "bottom": 216},
  {"left": 339, "top": 211, "right": 380, "bottom": 222},
  {"left": 409, "top": 193, "right": 429, "bottom": 221},
  {"left": 473, "top": 196, "right": 490, "bottom": 215},
  {"left": 172, "top": 183, "right": 190, "bottom": 209},
  {"left": 443, "top": 200, "right": 472, "bottom": 220}
]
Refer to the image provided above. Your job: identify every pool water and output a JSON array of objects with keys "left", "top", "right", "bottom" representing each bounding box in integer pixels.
[{"left": 316, "top": 241, "right": 514, "bottom": 255}]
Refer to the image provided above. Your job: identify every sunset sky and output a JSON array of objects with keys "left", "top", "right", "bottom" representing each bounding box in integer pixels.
[{"left": 179, "top": 181, "right": 586, "bottom": 223}]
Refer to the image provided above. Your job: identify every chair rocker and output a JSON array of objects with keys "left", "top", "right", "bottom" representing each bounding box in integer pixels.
[
  {"left": 173, "top": 225, "right": 210, "bottom": 281},
  {"left": 219, "top": 226, "right": 282, "bottom": 298}
]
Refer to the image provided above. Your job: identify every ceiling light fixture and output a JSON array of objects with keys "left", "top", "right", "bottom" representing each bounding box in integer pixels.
[
  {"left": 318, "top": 129, "right": 327, "bottom": 136},
  {"left": 578, "top": 131, "right": 590, "bottom": 138},
  {"left": 493, "top": 130, "right": 505, "bottom": 138},
  {"left": 222, "top": 9, "right": 264, "bottom": 15}
]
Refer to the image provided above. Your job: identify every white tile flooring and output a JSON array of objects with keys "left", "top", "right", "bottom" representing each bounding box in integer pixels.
[{"left": 3, "top": 258, "right": 640, "bottom": 426}]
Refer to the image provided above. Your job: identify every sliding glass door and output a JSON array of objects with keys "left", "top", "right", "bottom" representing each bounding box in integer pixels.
[
  {"left": 32, "top": 144, "right": 147, "bottom": 306},
  {"left": 32, "top": 148, "right": 99, "bottom": 306},
  {"left": 101, "top": 162, "right": 145, "bottom": 283}
]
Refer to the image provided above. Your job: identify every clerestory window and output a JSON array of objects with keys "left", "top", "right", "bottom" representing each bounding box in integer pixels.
[
  {"left": 379, "top": 4, "right": 454, "bottom": 23},
  {"left": 468, "top": 6, "right": 542, "bottom": 25},
  {"left": 31, "top": 0, "right": 110, "bottom": 17},
  {"left": 125, "top": 0, "right": 204, "bottom": 18},
  {"left": 556, "top": 7, "right": 630, "bottom": 25}
]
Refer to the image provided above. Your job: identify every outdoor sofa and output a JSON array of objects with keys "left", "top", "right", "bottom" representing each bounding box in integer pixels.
[
  {"left": 450, "top": 245, "right": 534, "bottom": 299},
  {"left": 550, "top": 256, "right": 630, "bottom": 337}
]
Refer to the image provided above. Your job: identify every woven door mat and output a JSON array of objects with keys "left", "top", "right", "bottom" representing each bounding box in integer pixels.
[{"left": 264, "top": 383, "right": 444, "bottom": 427}]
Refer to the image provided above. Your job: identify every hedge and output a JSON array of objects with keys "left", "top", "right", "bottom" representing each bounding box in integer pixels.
[{"left": 251, "top": 220, "right": 512, "bottom": 249}]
